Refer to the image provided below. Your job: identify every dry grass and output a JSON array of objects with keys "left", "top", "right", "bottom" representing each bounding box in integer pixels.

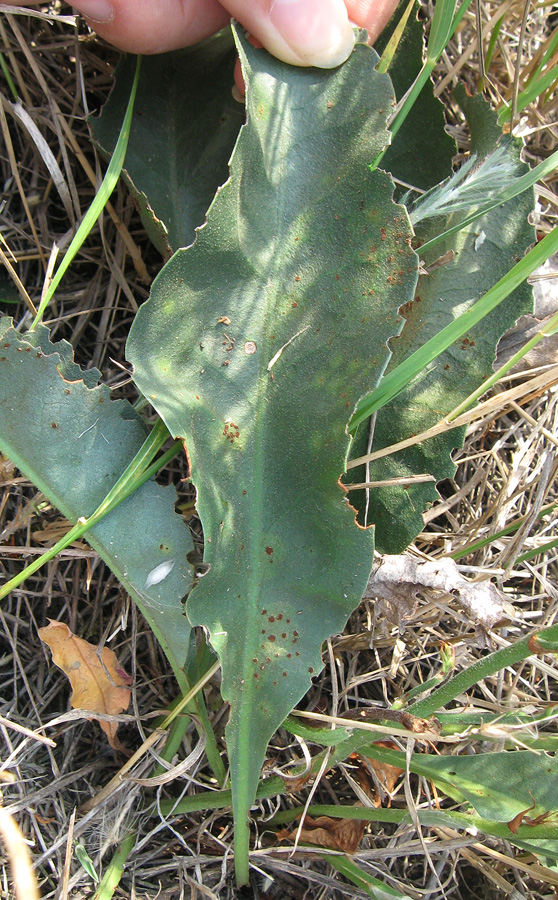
[{"left": 0, "top": 2, "right": 557, "bottom": 898}]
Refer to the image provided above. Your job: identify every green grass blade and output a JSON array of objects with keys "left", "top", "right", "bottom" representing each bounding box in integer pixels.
[
  {"left": 427, "top": 0, "right": 460, "bottom": 62},
  {"left": 517, "top": 537, "right": 558, "bottom": 564},
  {"left": 483, "top": 13, "right": 505, "bottom": 75},
  {"left": 498, "top": 63, "right": 558, "bottom": 124},
  {"left": 372, "top": 0, "right": 469, "bottom": 164},
  {"left": 449, "top": 501, "right": 558, "bottom": 560},
  {"left": 376, "top": 0, "right": 417, "bottom": 75},
  {"left": 349, "top": 224, "right": 558, "bottom": 432},
  {"left": 328, "top": 856, "right": 412, "bottom": 899},
  {"left": 30, "top": 55, "right": 141, "bottom": 328},
  {"left": 446, "top": 306, "right": 558, "bottom": 422},
  {"left": 92, "top": 833, "right": 136, "bottom": 900},
  {"left": 408, "top": 623, "right": 558, "bottom": 719},
  {"left": 0, "top": 52, "right": 18, "bottom": 101},
  {"left": 520, "top": 27, "right": 558, "bottom": 99}
]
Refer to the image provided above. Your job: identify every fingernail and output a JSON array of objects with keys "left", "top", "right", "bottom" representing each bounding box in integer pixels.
[
  {"left": 73, "top": 0, "right": 114, "bottom": 25},
  {"left": 269, "top": 0, "right": 355, "bottom": 68}
]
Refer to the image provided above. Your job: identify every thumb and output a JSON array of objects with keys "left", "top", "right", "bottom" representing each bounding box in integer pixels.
[{"left": 222, "top": 0, "right": 356, "bottom": 68}]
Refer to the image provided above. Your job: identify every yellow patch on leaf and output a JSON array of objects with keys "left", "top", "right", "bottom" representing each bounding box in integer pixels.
[{"left": 38, "top": 620, "right": 132, "bottom": 749}]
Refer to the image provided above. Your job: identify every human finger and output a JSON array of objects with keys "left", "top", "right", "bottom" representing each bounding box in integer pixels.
[
  {"left": 345, "top": 0, "right": 399, "bottom": 45},
  {"left": 10, "top": 0, "right": 399, "bottom": 60},
  {"left": 223, "top": 0, "right": 399, "bottom": 69},
  {"left": 221, "top": 0, "right": 356, "bottom": 68},
  {"left": 8, "top": 0, "right": 231, "bottom": 55},
  {"left": 230, "top": 0, "right": 399, "bottom": 95}
]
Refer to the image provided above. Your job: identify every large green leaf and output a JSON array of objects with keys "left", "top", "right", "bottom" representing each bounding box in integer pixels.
[
  {"left": 0, "top": 319, "right": 193, "bottom": 685},
  {"left": 367, "top": 743, "right": 558, "bottom": 823},
  {"left": 90, "top": 31, "right": 245, "bottom": 256},
  {"left": 362, "top": 742, "right": 558, "bottom": 861},
  {"left": 348, "top": 91, "right": 534, "bottom": 553},
  {"left": 127, "top": 28, "right": 418, "bottom": 878},
  {"left": 416, "top": 750, "right": 558, "bottom": 823}
]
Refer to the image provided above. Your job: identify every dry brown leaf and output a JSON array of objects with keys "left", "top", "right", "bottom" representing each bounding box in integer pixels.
[
  {"left": 32, "top": 519, "right": 74, "bottom": 544},
  {"left": 277, "top": 814, "right": 366, "bottom": 853},
  {"left": 0, "top": 455, "right": 16, "bottom": 481},
  {"left": 38, "top": 620, "right": 132, "bottom": 749},
  {"left": 355, "top": 741, "right": 404, "bottom": 807},
  {"left": 508, "top": 802, "right": 556, "bottom": 833}
]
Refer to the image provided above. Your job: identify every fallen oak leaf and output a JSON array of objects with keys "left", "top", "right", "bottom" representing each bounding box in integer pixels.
[
  {"left": 38, "top": 620, "right": 132, "bottom": 749},
  {"left": 277, "top": 813, "right": 366, "bottom": 854}
]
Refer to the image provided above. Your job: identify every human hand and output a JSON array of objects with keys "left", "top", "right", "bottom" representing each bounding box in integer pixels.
[{"left": 11, "top": 1, "right": 400, "bottom": 64}]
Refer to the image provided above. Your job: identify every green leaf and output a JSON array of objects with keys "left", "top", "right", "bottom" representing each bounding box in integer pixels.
[
  {"left": 90, "top": 31, "right": 245, "bottom": 256},
  {"left": 348, "top": 91, "right": 534, "bottom": 553},
  {"left": 127, "top": 27, "right": 418, "bottom": 882},
  {"left": 0, "top": 275, "right": 20, "bottom": 305},
  {"left": 417, "top": 751, "right": 558, "bottom": 823},
  {"left": 329, "top": 855, "right": 413, "bottom": 899},
  {"left": 32, "top": 57, "right": 141, "bottom": 327},
  {"left": 0, "top": 319, "right": 193, "bottom": 684},
  {"left": 366, "top": 743, "right": 558, "bottom": 823},
  {"left": 75, "top": 843, "right": 99, "bottom": 883}
]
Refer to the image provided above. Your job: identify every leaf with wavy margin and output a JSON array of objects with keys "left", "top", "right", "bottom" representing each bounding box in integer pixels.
[
  {"left": 0, "top": 319, "right": 193, "bottom": 685},
  {"left": 127, "top": 27, "right": 418, "bottom": 877}
]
